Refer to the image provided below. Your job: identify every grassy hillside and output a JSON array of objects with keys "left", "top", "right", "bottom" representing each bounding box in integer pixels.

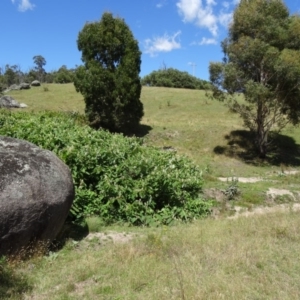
[
  {"left": 10, "top": 84, "right": 300, "bottom": 174},
  {"left": 2, "top": 83, "right": 300, "bottom": 299},
  {"left": 8, "top": 84, "right": 300, "bottom": 206}
]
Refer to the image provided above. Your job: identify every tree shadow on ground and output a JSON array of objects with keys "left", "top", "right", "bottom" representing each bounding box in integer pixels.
[
  {"left": 214, "top": 130, "right": 300, "bottom": 167},
  {"left": 127, "top": 123, "right": 152, "bottom": 138}
]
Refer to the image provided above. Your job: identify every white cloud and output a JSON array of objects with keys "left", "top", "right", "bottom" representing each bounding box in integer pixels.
[
  {"left": 196, "top": 6, "right": 218, "bottom": 36},
  {"left": 176, "top": 0, "right": 237, "bottom": 37},
  {"left": 144, "top": 31, "right": 181, "bottom": 57},
  {"left": 218, "top": 11, "right": 233, "bottom": 27},
  {"left": 11, "top": 0, "right": 35, "bottom": 12},
  {"left": 177, "top": 0, "right": 219, "bottom": 36},
  {"left": 206, "top": 0, "right": 216, "bottom": 5},
  {"left": 156, "top": 0, "right": 167, "bottom": 8},
  {"left": 176, "top": 0, "right": 200, "bottom": 22},
  {"left": 199, "top": 37, "right": 218, "bottom": 45}
]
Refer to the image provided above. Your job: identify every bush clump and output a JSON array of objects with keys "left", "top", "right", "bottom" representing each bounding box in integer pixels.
[
  {"left": 0, "top": 111, "right": 211, "bottom": 226},
  {"left": 74, "top": 12, "right": 144, "bottom": 134},
  {"left": 141, "top": 68, "right": 212, "bottom": 90}
]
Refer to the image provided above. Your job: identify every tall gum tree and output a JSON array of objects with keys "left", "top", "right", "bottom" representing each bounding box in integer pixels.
[
  {"left": 209, "top": 0, "right": 300, "bottom": 158},
  {"left": 33, "top": 55, "right": 46, "bottom": 83}
]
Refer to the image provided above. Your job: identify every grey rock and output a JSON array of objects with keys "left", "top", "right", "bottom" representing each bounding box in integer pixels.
[
  {"left": 9, "top": 84, "right": 21, "bottom": 90},
  {"left": 0, "top": 136, "right": 74, "bottom": 255},
  {"left": 20, "top": 83, "right": 31, "bottom": 90},
  {"left": 0, "top": 95, "right": 22, "bottom": 108},
  {"left": 19, "top": 103, "right": 28, "bottom": 108},
  {"left": 31, "top": 80, "right": 41, "bottom": 87}
]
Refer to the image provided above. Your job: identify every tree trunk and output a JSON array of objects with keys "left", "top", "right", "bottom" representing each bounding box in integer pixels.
[
  {"left": 256, "top": 101, "right": 268, "bottom": 158},
  {"left": 257, "top": 126, "right": 268, "bottom": 158}
]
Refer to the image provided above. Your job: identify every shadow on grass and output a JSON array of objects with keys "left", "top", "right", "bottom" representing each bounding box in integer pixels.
[
  {"left": 0, "top": 259, "right": 32, "bottom": 299},
  {"left": 50, "top": 221, "right": 89, "bottom": 252},
  {"left": 214, "top": 130, "right": 300, "bottom": 166},
  {"left": 128, "top": 123, "right": 152, "bottom": 138}
]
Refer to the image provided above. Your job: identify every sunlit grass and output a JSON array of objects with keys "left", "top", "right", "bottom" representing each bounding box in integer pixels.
[
  {"left": 7, "top": 83, "right": 300, "bottom": 203},
  {"left": 12, "top": 211, "right": 300, "bottom": 299}
]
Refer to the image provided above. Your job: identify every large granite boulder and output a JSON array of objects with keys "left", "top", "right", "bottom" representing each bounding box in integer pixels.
[
  {"left": 31, "top": 80, "right": 41, "bottom": 87},
  {"left": 0, "top": 95, "right": 28, "bottom": 108},
  {"left": 0, "top": 136, "right": 74, "bottom": 255}
]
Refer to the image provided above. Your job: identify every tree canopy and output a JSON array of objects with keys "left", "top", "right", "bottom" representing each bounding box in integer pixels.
[
  {"left": 74, "top": 12, "right": 144, "bottom": 133},
  {"left": 53, "top": 65, "right": 74, "bottom": 84},
  {"left": 141, "top": 68, "right": 211, "bottom": 90},
  {"left": 209, "top": 0, "right": 300, "bottom": 158}
]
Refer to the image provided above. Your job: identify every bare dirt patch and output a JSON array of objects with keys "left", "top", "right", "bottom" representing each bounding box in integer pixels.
[
  {"left": 229, "top": 203, "right": 300, "bottom": 219},
  {"left": 267, "top": 188, "right": 295, "bottom": 200},
  {"left": 85, "top": 231, "right": 138, "bottom": 244},
  {"left": 217, "top": 170, "right": 300, "bottom": 219},
  {"left": 218, "top": 170, "right": 299, "bottom": 183},
  {"left": 218, "top": 177, "right": 263, "bottom": 183}
]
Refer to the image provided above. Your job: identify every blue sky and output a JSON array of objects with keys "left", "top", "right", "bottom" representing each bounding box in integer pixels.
[{"left": 1, "top": 0, "right": 300, "bottom": 80}]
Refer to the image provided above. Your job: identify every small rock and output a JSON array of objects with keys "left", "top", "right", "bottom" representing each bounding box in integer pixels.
[
  {"left": 20, "top": 83, "right": 31, "bottom": 90},
  {"left": 19, "top": 103, "right": 28, "bottom": 108},
  {"left": 31, "top": 80, "right": 41, "bottom": 87},
  {"left": 9, "top": 84, "right": 21, "bottom": 91}
]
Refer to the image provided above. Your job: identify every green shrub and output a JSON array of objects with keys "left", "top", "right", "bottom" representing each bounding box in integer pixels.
[
  {"left": 0, "top": 111, "right": 211, "bottom": 226},
  {"left": 74, "top": 12, "right": 144, "bottom": 133},
  {"left": 222, "top": 178, "right": 240, "bottom": 200},
  {"left": 141, "top": 68, "right": 212, "bottom": 90}
]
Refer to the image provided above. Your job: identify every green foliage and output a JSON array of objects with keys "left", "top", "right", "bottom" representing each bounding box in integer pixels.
[
  {"left": 2, "top": 64, "right": 23, "bottom": 87},
  {"left": 0, "top": 82, "right": 4, "bottom": 95},
  {"left": 25, "top": 69, "right": 38, "bottom": 83},
  {"left": 74, "top": 12, "right": 144, "bottom": 134},
  {"left": 0, "top": 111, "right": 211, "bottom": 226},
  {"left": 209, "top": 0, "right": 300, "bottom": 158},
  {"left": 0, "top": 69, "right": 5, "bottom": 93},
  {"left": 85, "top": 216, "right": 104, "bottom": 232},
  {"left": 141, "top": 68, "right": 211, "bottom": 90},
  {"left": 54, "top": 65, "right": 74, "bottom": 83}
]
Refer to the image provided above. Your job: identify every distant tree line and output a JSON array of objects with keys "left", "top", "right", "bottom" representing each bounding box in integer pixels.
[
  {"left": 141, "top": 68, "right": 211, "bottom": 90},
  {"left": 0, "top": 56, "right": 76, "bottom": 91}
]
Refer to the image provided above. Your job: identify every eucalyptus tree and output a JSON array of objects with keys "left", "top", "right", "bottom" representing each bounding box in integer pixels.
[
  {"left": 209, "top": 0, "right": 300, "bottom": 158},
  {"left": 33, "top": 55, "right": 46, "bottom": 82}
]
